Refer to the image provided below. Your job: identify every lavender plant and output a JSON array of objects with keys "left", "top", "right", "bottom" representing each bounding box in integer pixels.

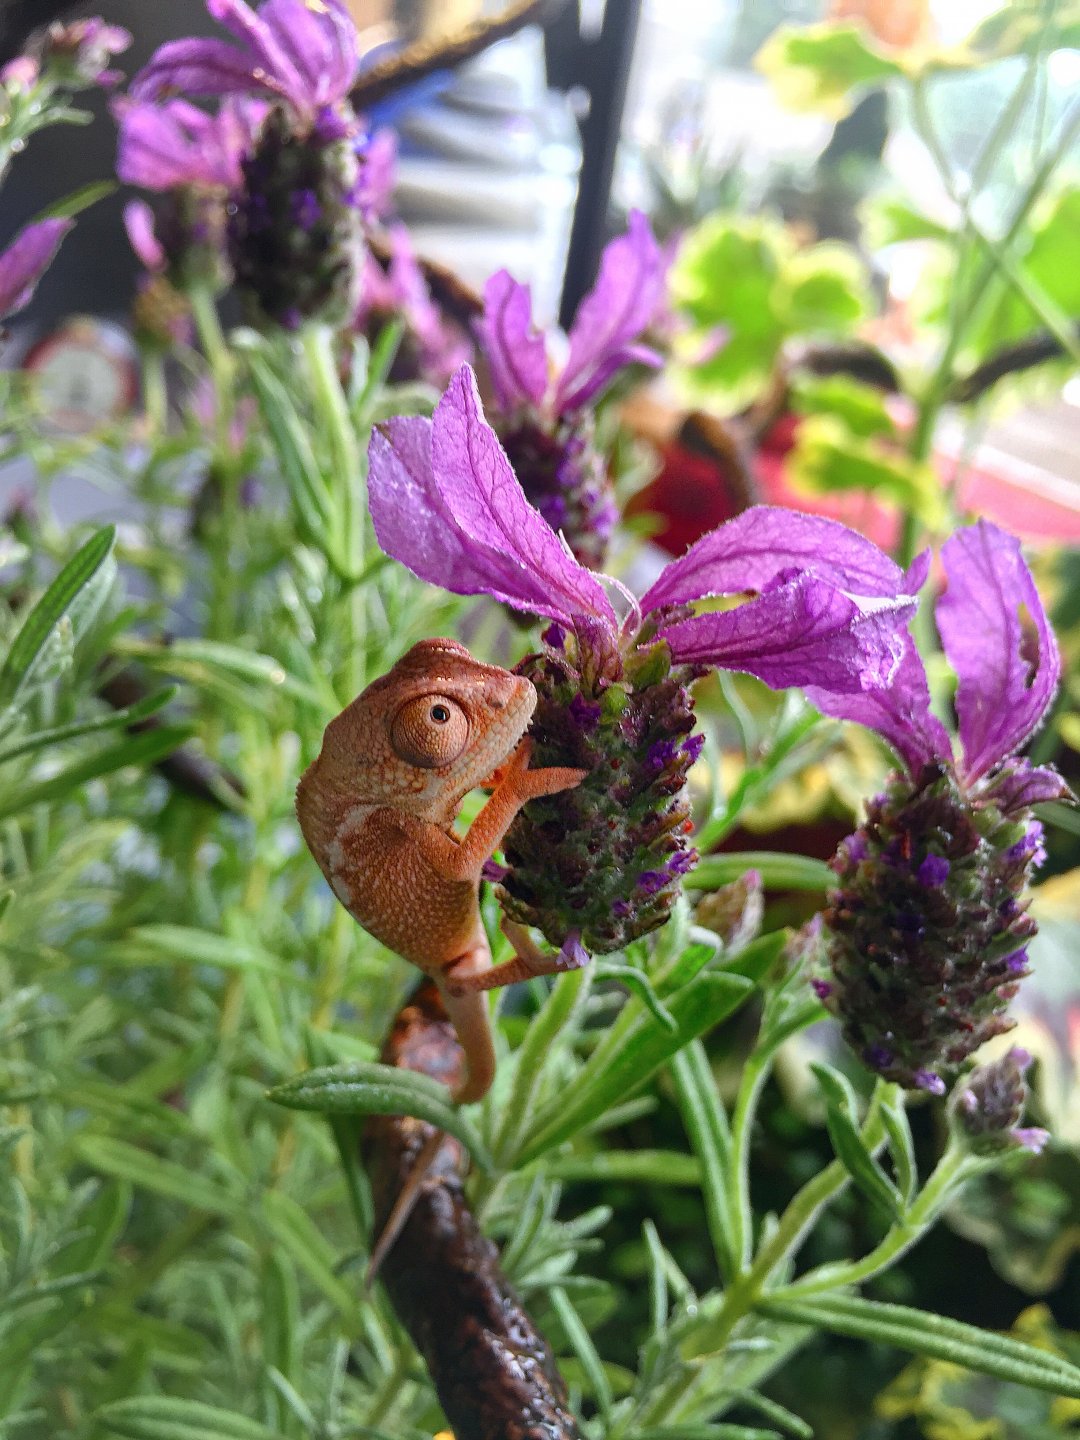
[{"left": 2, "top": 3, "right": 1079, "bottom": 1439}]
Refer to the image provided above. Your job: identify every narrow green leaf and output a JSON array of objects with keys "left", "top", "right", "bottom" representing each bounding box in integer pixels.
[
  {"left": 72, "top": 1136, "right": 240, "bottom": 1216},
  {"left": 718, "top": 932, "right": 788, "bottom": 986},
  {"left": 597, "top": 963, "right": 677, "bottom": 1031},
  {"left": 0, "top": 687, "right": 174, "bottom": 767},
  {"left": 672, "top": 1041, "right": 737, "bottom": 1281},
  {"left": 880, "top": 1094, "right": 918, "bottom": 1204},
  {"left": 550, "top": 1286, "right": 612, "bottom": 1417},
  {"left": 0, "top": 725, "right": 193, "bottom": 821},
  {"left": 112, "top": 924, "right": 285, "bottom": 976},
  {"left": 546, "top": 1149, "right": 702, "bottom": 1187},
  {"left": 759, "top": 1294, "right": 1080, "bottom": 1399},
  {"left": 0, "top": 526, "right": 115, "bottom": 709},
  {"left": 519, "top": 972, "right": 754, "bottom": 1162},
  {"left": 267, "top": 1062, "right": 492, "bottom": 1170},
  {"left": 95, "top": 1396, "right": 289, "bottom": 1440},
  {"left": 812, "top": 1064, "right": 903, "bottom": 1221},
  {"left": 693, "top": 853, "right": 834, "bottom": 893},
  {"left": 35, "top": 180, "right": 117, "bottom": 221},
  {"left": 260, "top": 1190, "right": 358, "bottom": 1322}
]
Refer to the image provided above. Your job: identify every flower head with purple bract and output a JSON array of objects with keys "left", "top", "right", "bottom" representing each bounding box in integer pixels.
[
  {"left": 0, "top": 218, "right": 72, "bottom": 322},
  {"left": 368, "top": 363, "right": 917, "bottom": 952},
  {"left": 473, "top": 210, "right": 666, "bottom": 568},
  {"left": 815, "top": 520, "right": 1069, "bottom": 1094},
  {"left": 125, "top": 0, "right": 369, "bottom": 328},
  {"left": 117, "top": 97, "right": 266, "bottom": 292}
]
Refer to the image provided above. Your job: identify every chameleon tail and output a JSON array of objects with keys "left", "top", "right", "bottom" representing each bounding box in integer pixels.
[
  {"left": 441, "top": 988, "right": 497, "bottom": 1105},
  {"left": 365, "top": 1125, "right": 445, "bottom": 1286},
  {"left": 365, "top": 990, "right": 494, "bottom": 1285}
]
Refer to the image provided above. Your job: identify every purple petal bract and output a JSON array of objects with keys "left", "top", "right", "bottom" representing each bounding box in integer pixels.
[
  {"left": 368, "top": 367, "right": 616, "bottom": 626},
  {"left": 641, "top": 505, "right": 910, "bottom": 613},
  {"left": 658, "top": 571, "right": 914, "bottom": 694},
  {"left": 938, "top": 519, "right": 1061, "bottom": 781},
  {"left": 0, "top": 218, "right": 73, "bottom": 319},
  {"left": 556, "top": 209, "right": 665, "bottom": 413},
  {"left": 804, "top": 633, "right": 951, "bottom": 774}
]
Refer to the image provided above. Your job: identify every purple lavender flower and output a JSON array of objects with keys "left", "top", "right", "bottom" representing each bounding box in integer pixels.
[
  {"left": 367, "top": 364, "right": 917, "bottom": 952},
  {"left": 357, "top": 225, "right": 471, "bottom": 386},
  {"left": 130, "top": 0, "right": 359, "bottom": 133},
  {"left": 0, "top": 218, "right": 73, "bottom": 321},
  {"left": 473, "top": 210, "right": 666, "bottom": 568},
  {"left": 815, "top": 522, "right": 1069, "bottom": 1093}
]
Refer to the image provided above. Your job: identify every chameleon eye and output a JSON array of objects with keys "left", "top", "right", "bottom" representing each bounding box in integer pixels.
[{"left": 390, "top": 694, "right": 469, "bottom": 768}]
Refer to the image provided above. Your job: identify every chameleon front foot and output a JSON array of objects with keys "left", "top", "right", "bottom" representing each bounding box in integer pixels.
[{"left": 442, "top": 919, "right": 590, "bottom": 998}]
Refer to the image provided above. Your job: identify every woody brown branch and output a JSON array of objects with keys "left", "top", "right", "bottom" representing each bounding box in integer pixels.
[{"left": 361, "top": 981, "right": 584, "bottom": 1440}]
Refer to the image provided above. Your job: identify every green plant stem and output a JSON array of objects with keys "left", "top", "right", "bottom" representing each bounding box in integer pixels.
[
  {"left": 900, "top": 74, "right": 1080, "bottom": 564},
  {"left": 301, "top": 324, "right": 363, "bottom": 577},
  {"left": 492, "top": 966, "right": 591, "bottom": 1168},
  {"left": 726, "top": 1050, "right": 772, "bottom": 1271},
  {"left": 189, "top": 287, "right": 233, "bottom": 447},
  {"left": 623, "top": 1085, "right": 889, "bottom": 1432},
  {"left": 141, "top": 353, "right": 167, "bottom": 434},
  {"left": 775, "top": 1143, "right": 973, "bottom": 1298},
  {"left": 301, "top": 324, "right": 368, "bottom": 696}
]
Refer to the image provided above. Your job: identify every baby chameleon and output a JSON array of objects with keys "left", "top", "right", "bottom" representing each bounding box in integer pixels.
[{"left": 295, "top": 637, "right": 589, "bottom": 1106}]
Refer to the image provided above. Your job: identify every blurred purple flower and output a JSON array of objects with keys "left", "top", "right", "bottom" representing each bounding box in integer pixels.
[
  {"left": 477, "top": 208, "right": 665, "bottom": 418},
  {"left": 473, "top": 211, "right": 668, "bottom": 568},
  {"left": 0, "top": 218, "right": 73, "bottom": 320},
  {"left": 130, "top": 0, "right": 359, "bottom": 132},
  {"left": 368, "top": 364, "right": 916, "bottom": 695},
  {"left": 358, "top": 225, "right": 471, "bottom": 386},
  {"left": 0, "top": 56, "right": 40, "bottom": 91},
  {"left": 115, "top": 96, "right": 267, "bottom": 192}
]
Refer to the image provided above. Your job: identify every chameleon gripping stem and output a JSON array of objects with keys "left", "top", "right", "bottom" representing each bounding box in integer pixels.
[{"left": 361, "top": 981, "right": 584, "bottom": 1440}]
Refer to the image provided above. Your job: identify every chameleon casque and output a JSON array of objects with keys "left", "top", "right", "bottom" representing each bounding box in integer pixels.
[{"left": 295, "top": 637, "right": 588, "bottom": 1106}]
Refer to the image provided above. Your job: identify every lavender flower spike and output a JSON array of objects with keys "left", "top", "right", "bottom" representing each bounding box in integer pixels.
[
  {"left": 817, "top": 520, "right": 1070, "bottom": 1094},
  {"left": 0, "top": 218, "right": 73, "bottom": 320},
  {"left": 130, "top": 0, "right": 359, "bottom": 131},
  {"left": 369, "top": 364, "right": 917, "bottom": 952}
]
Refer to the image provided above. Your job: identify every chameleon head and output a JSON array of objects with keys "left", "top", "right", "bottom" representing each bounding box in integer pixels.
[{"left": 296, "top": 638, "right": 536, "bottom": 839}]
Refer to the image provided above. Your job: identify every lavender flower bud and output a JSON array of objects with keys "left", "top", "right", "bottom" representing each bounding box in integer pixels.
[
  {"left": 824, "top": 761, "right": 1047, "bottom": 1093},
  {"left": 948, "top": 1047, "right": 1049, "bottom": 1155},
  {"left": 156, "top": 192, "right": 230, "bottom": 295},
  {"left": 131, "top": 275, "right": 192, "bottom": 352},
  {"left": 695, "top": 870, "right": 764, "bottom": 953},
  {"left": 498, "top": 623, "right": 705, "bottom": 953},
  {"left": 33, "top": 18, "right": 130, "bottom": 88},
  {"left": 229, "top": 106, "right": 363, "bottom": 330},
  {"left": 498, "top": 411, "right": 617, "bottom": 570}
]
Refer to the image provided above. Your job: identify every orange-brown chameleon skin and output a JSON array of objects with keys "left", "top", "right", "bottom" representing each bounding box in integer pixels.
[{"left": 296, "top": 638, "right": 586, "bottom": 1104}]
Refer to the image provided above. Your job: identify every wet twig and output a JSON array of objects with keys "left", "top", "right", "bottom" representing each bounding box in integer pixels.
[{"left": 361, "top": 981, "right": 584, "bottom": 1440}]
